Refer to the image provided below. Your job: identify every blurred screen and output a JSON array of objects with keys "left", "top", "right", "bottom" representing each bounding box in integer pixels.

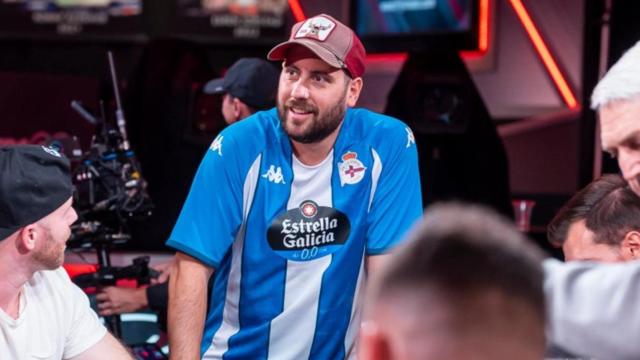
[
  {"left": 0, "top": 0, "right": 143, "bottom": 37},
  {"left": 173, "top": 0, "right": 288, "bottom": 40},
  {"left": 2, "top": 0, "right": 141, "bottom": 15},
  {"left": 355, "top": 0, "right": 471, "bottom": 35}
]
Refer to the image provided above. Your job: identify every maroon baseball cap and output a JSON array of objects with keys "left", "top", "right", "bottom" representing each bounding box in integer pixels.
[{"left": 268, "top": 14, "right": 366, "bottom": 78}]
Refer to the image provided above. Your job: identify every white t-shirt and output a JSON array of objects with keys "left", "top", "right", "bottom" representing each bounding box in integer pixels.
[{"left": 0, "top": 267, "right": 107, "bottom": 359}]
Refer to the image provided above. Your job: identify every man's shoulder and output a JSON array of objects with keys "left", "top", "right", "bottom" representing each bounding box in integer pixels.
[
  {"left": 204, "top": 108, "right": 283, "bottom": 162},
  {"left": 224, "top": 108, "right": 280, "bottom": 139},
  {"left": 349, "top": 108, "right": 409, "bottom": 132},
  {"left": 346, "top": 108, "right": 415, "bottom": 151}
]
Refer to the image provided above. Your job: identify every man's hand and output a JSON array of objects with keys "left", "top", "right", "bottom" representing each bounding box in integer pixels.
[
  {"left": 150, "top": 260, "right": 173, "bottom": 285},
  {"left": 96, "top": 286, "right": 148, "bottom": 316}
]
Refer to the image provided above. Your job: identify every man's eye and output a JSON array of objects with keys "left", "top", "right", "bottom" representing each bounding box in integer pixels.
[
  {"left": 312, "top": 74, "right": 326, "bottom": 83},
  {"left": 607, "top": 151, "right": 617, "bottom": 159}
]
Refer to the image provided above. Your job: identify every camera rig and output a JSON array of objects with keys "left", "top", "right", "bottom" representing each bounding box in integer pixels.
[{"left": 67, "top": 51, "right": 155, "bottom": 339}]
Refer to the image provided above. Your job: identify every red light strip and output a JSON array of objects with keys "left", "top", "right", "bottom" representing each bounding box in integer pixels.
[
  {"left": 460, "top": 0, "right": 490, "bottom": 58},
  {"left": 288, "top": 0, "right": 306, "bottom": 22},
  {"left": 508, "top": 0, "right": 579, "bottom": 109},
  {"left": 478, "top": 0, "right": 490, "bottom": 52},
  {"left": 366, "top": 52, "right": 409, "bottom": 63}
]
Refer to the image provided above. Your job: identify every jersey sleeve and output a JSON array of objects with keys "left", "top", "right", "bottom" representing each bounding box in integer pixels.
[
  {"left": 166, "top": 129, "right": 245, "bottom": 268},
  {"left": 59, "top": 269, "right": 107, "bottom": 359},
  {"left": 366, "top": 123, "right": 423, "bottom": 255}
]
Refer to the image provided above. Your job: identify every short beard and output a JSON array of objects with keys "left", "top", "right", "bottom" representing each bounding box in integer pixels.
[
  {"left": 278, "top": 88, "right": 348, "bottom": 144},
  {"left": 32, "top": 228, "right": 64, "bottom": 270}
]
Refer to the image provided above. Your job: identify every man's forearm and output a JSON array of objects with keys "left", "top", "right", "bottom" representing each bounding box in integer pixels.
[
  {"left": 168, "top": 253, "right": 212, "bottom": 360},
  {"left": 70, "top": 332, "right": 133, "bottom": 360}
]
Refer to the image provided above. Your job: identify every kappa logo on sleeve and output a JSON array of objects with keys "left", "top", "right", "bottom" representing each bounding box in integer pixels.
[
  {"left": 210, "top": 134, "right": 223, "bottom": 156},
  {"left": 405, "top": 127, "right": 415, "bottom": 148},
  {"left": 41, "top": 146, "right": 62, "bottom": 158}
]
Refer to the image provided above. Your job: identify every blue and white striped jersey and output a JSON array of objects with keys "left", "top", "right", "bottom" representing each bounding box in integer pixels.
[{"left": 167, "top": 107, "right": 422, "bottom": 359}]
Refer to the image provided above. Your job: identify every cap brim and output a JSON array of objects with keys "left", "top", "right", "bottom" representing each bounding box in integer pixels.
[
  {"left": 203, "top": 78, "right": 226, "bottom": 94},
  {"left": 267, "top": 39, "right": 342, "bottom": 69}
]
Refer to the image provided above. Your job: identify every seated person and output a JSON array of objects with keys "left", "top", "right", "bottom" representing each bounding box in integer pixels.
[
  {"left": 547, "top": 174, "right": 640, "bottom": 262},
  {"left": 0, "top": 145, "right": 131, "bottom": 359},
  {"left": 360, "top": 203, "right": 545, "bottom": 360}
]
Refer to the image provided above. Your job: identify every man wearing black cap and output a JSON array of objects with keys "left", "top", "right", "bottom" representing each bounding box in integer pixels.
[
  {"left": 204, "top": 57, "right": 279, "bottom": 124},
  {"left": 0, "top": 145, "right": 131, "bottom": 359},
  {"left": 167, "top": 14, "right": 422, "bottom": 359}
]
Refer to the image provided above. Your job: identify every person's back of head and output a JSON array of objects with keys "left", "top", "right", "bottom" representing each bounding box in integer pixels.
[
  {"left": 204, "top": 57, "right": 279, "bottom": 124},
  {"left": 548, "top": 174, "right": 640, "bottom": 261},
  {"left": 361, "top": 203, "right": 545, "bottom": 360}
]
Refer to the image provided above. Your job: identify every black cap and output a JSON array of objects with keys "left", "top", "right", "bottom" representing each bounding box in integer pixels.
[
  {"left": 204, "top": 57, "right": 279, "bottom": 110},
  {"left": 0, "top": 145, "right": 74, "bottom": 240}
]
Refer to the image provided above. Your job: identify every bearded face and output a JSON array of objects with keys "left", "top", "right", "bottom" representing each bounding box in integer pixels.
[
  {"left": 276, "top": 52, "right": 353, "bottom": 145},
  {"left": 278, "top": 85, "right": 348, "bottom": 144},
  {"left": 32, "top": 227, "right": 66, "bottom": 270}
]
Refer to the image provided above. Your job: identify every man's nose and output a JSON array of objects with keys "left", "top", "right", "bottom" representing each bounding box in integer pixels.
[
  {"left": 70, "top": 208, "right": 79, "bottom": 224},
  {"left": 291, "top": 81, "right": 310, "bottom": 99}
]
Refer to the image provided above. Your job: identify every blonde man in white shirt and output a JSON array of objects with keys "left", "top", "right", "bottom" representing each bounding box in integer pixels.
[{"left": 0, "top": 145, "right": 131, "bottom": 360}]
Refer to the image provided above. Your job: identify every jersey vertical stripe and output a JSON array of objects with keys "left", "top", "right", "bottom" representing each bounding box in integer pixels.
[
  {"left": 368, "top": 149, "right": 382, "bottom": 212},
  {"left": 267, "top": 257, "right": 332, "bottom": 358},
  {"left": 268, "top": 152, "right": 334, "bottom": 358},
  {"left": 343, "top": 253, "right": 366, "bottom": 359},
  {"left": 203, "top": 155, "right": 262, "bottom": 359}
]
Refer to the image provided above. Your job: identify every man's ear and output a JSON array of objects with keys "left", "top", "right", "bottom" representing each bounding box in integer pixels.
[
  {"left": 17, "top": 224, "right": 38, "bottom": 253},
  {"left": 621, "top": 231, "right": 640, "bottom": 259},
  {"left": 359, "top": 320, "right": 392, "bottom": 360},
  {"left": 232, "top": 98, "right": 253, "bottom": 121},
  {"left": 346, "top": 77, "right": 363, "bottom": 108}
]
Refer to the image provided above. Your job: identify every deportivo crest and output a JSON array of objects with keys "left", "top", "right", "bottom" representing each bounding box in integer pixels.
[
  {"left": 294, "top": 16, "right": 336, "bottom": 41},
  {"left": 267, "top": 200, "right": 351, "bottom": 262},
  {"left": 338, "top": 151, "right": 366, "bottom": 186}
]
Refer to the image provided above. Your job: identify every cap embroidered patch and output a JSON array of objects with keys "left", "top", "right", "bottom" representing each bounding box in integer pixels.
[{"left": 294, "top": 16, "right": 336, "bottom": 42}]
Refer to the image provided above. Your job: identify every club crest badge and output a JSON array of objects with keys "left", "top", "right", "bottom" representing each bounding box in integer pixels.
[{"left": 338, "top": 151, "right": 366, "bottom": 186}]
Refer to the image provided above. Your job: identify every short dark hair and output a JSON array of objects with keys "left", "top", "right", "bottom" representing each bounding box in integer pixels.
[
  {"left": 547, "top": 174, "right": 640, "bottom": 246},
  {"left": 368, "top": 203, "right": 545, "bottom": 349}
]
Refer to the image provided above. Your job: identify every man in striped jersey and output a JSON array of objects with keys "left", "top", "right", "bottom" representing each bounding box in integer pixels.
[{"left": 166, "top": 13, "right": 422, "bottom": 359}]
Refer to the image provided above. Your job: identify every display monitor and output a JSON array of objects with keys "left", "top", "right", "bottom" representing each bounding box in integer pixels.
[
  {"left": 0, "top": 0, "right": 145, "bottom": 39},
  {"left": 351, "top": 0, "right": 479, "bottom": 53},
  {"left": 171, "top": 0, "right": 290, "bottom": 45}
]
